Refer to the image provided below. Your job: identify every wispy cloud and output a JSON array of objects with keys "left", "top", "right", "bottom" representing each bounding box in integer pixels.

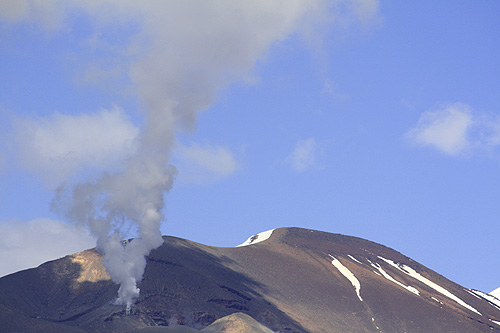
[
  {"left": 407, "top": 102, "right": 500, "bottom": 156},
  {"left": 287, "top": 137, "right": 320, "bottom": 172},
  {"left": 13, "top": 106, "right": 138, "bottom": 187},
  {"left": 0, "top": 0, "right": 66, "bottom": 31},
  {"left": 0, "top": 218, "right": 95, "bottom": 277},
  {"left": 175, "top": 143, "right": 239, "bottom": 184},
  {"left": 351, "top": 0, "right": 381, "bottom": 23},
  {"left": 407, "top": 103, "right": 472, "bottom": 155},
  {"left": 0, "top": 150, "right": 6, "bottom": 176},
  {"left": 322, "top": 79, "right": 350, "bottom": 102}
]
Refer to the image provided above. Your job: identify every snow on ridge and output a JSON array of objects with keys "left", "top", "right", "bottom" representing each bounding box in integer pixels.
[
  {"left": 237, "top": 229, "right": 275, "bottom": 247},
  {"left": 347, "top": 255, "right": 363, "bottom": 264},
  {"left": 491, "top": 287, "right": 500, "bottom": 299},
  {"left": 369, "top": 260, "right": 420, "bottom": 296},
  {"left": 469, "top": 289, "right": 500, "bottom": 311},
  {"left": 431, "top": 297, "right": 443, "bottom": 305},
  {"left": 378, "top": 256, "right": 482, "bottom": 316},
  {"left": 329, "top": 254, "right": 363, "bottom": 302},
  {"left": 466, "top": 289, "right": 482, "bottom": 300}
]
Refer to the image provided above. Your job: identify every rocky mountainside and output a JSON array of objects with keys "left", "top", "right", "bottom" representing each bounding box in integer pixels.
[{"left": 1, "top": 227, "right": 500, "bottom": 332}]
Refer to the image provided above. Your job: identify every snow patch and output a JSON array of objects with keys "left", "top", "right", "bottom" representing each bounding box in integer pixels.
[
  {"left": 348, "top": 255, "right": 363, "bottom": 264},
  {"left": 491, "top": 287, "right": 500, "bottom": 299},
  {"left": 378, "top": 256, "right": 482, "bottom": 316},
  {"left": 470, "top": 289, "right": 500, "bottom": 311},
  {"left": 466, "top": 289, "right": 482, "bottom": 300},
  {"left": 431, "top": 297, "right": 443, "bottom": 305},
  {"left": 329, "top": 255, "right": 363, "bottom": 302},
  {"left": 369, "top": 261, "right": 420, "bottom": 295},
  {"left": 237, "top": 229, "right": 275, "bottom": 247}
]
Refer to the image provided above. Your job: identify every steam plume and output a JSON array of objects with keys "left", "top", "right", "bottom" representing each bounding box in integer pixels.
[
  {"left": 3, "top": 0, "right": 380, "bottom": 311},
  {"left": 50, "top": 1, "right": 325, "bottom": 311}
]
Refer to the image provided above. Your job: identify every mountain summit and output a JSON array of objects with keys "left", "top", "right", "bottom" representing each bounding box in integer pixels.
[{"left": 1, "top": 227, "right": 499, "bottom": 332}]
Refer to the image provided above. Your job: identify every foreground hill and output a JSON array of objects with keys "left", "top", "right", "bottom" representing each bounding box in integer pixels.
[{"left": 1, "top": 227, "right": 500, "bottom": 332}]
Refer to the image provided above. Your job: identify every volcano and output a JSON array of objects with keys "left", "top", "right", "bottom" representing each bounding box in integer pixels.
[{"left": 1, "top": 227, "right": 499, "bottom": 332}]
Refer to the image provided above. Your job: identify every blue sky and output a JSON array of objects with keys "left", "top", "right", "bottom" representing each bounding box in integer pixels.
[{"left": 0, "top": 1, "right": 499, "bottom": 294}]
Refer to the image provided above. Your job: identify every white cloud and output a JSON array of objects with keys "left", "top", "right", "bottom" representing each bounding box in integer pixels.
[
  {"left": 180, "top": 144, "right": 237, "bottom": 175},
  {"left": 407, "top": 103, "right": 500, "bottom": 157},
  {"left": 0, "top": 150, "right": 6, "bottom": 176},
  {"left": 407, "top": 103, "right": 473, "bottom": 155},
  {"left": 0, "top": 218, "right": 96, "bottom": 277},
  {"left": 322, "top": 0, "right": 381, "bottom": 31},
  {"left": 0, "top": 1, "right": 28, "bottom": 22},
  {"left": 351, "top": 0, "right": 380, "bottom": 23},
  {"left": 0, "top": 0, "right": 66, "bottom": 31},
  {"left": 322, "top": 79, "right": 350, "bottom": 101},
  {"left": 175, "top": 143, "right": 239, "bottom": 184},
  {"left": 13, "top": 106, "right": 139, "bottom": 187},
  {"left": 287, "top": 138, "right": 320, "bottom": 172},
  {"left": 481, "top": 117, "right": 500, "bottom": 148}
]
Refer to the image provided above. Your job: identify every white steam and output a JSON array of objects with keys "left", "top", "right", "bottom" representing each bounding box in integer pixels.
[
  {"left": 54, "top": 155, "right": 176, "bottom": 311},
  {"left": 49, "top": 0, "right": 324, "bottom": 312},
  {"left": 3, "top": 0, "right": 380, "bottom": 311}
]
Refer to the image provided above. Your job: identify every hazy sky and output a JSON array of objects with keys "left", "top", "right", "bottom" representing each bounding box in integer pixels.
[{"left": 0, "top": 1, "right": 499, "bottom": 294}]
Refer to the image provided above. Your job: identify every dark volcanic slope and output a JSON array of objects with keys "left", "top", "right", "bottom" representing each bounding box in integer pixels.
[{"left": 1, "top": 227, "right": 500, "bottom": 332}]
